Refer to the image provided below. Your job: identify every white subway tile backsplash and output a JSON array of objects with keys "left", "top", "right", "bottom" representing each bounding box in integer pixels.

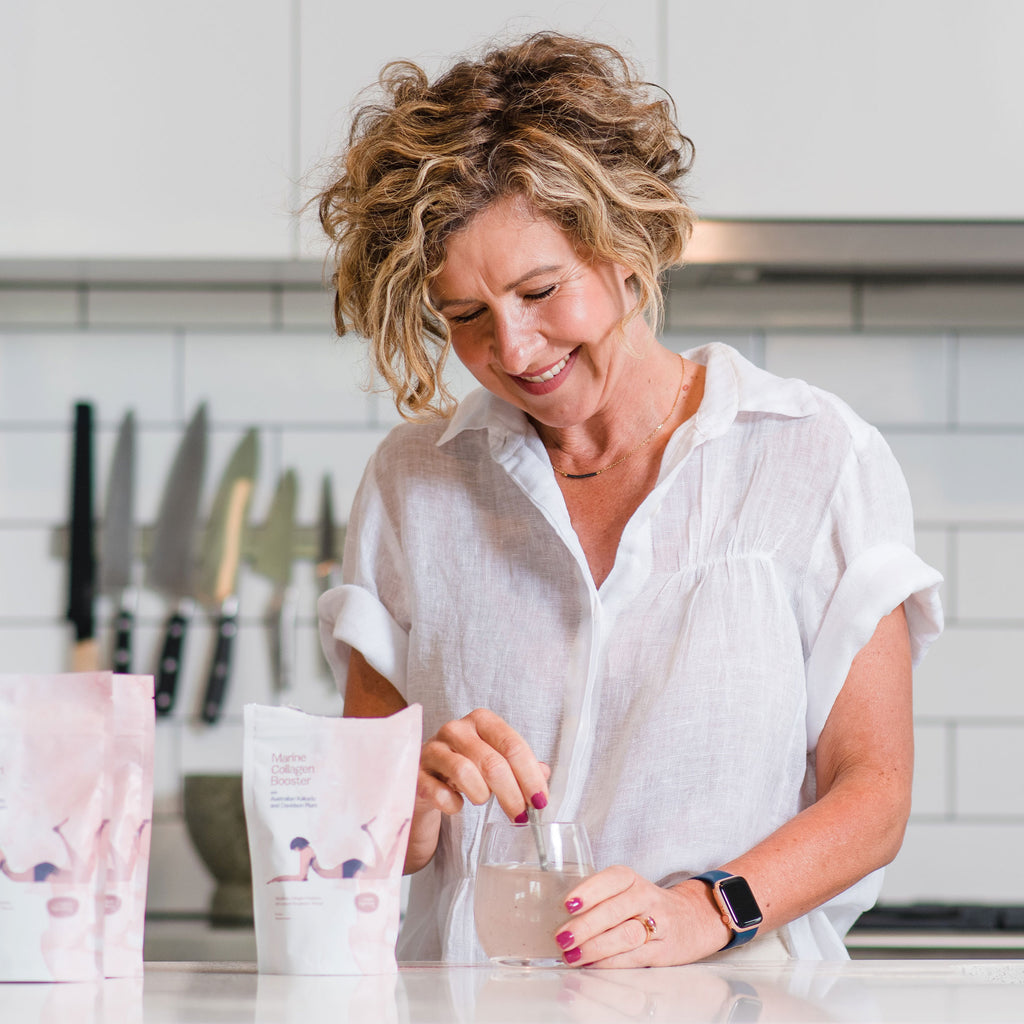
[
  {"left": 0, "top": 330, "right": 178, "bottom": 424},
  {"left": 153, "top": 719, "right": 183, "bottom": 817},
  {"left": 957, "top": 530, "right": 1024, "bottom": 621},
  {"left": 886, "top": 433, "right": 1024, "bottom": 522},
  {"left": 180, "top": 719, "right": 245, "bottom": 776},
  {"left": 913, "top": 527, "right": 949, "bottom": 584},
  {"left": 668, "top": 282, "right": 854, "bottom": 330},
  {"left": 0, "top": 287, "right": 80, "bottom": 326},
  {"left": 0, "top": 429, "right": 70, "bottom": 521},
  {"left": 183, "top": 332, "right": 372, "bottom": 426},
  {"left": 0, "top": 527, "right": 65, "bottom": 619},
  {"left": 88, "top": 288, "right": 275, "bottom": 328},
  {"left": 0, "top": 327, "right": 180, "bottom": 423},
  {"left": 4, "top": 276, "right": 1024, "bottom": 919},
  {"left": 764, "top": 333, "right": 950, "bottom": 426},
  {"left": 882, "top": 821, "right": 1024, "bottom": 903},
  {"left": 863, "top": 282, "right": 1024, "bottom": 330},
  {"left": 910, "top": 722, "right": 949, "bottom": 817},
  {"left": 954, "top": 724, "right": 1024, "bottom": 818},
  {"left": 914, "top": 626, "right": 1024, "bottom": 719},
  {"left": 0, "top": 623, "right": 67, "bottom": 673},
  {"left": 279, "top": 428, "right": 390, "bottom": 523},
  {"left": 663, "top": 331, "right": 760, "bottom": 365},
  {"left": 957, "top": 335, "right": 1024, "bottom": 426},
  {"left": 280, "top": 288, "right": 334, "bottom": 329}
]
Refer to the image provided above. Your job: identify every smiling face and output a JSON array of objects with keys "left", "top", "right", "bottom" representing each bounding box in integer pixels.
[{"left": 431, "top": 196, "right": 652, "bottom": 433}]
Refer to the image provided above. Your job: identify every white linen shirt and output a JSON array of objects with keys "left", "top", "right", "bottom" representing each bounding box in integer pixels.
[{"left": 319, "top": 343, "right": 944, "bottom": 962}]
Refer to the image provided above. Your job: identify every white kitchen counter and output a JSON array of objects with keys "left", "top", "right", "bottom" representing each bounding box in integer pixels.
[{"left": 2, "top": 959, "right": 1023, "bottom": 1022}]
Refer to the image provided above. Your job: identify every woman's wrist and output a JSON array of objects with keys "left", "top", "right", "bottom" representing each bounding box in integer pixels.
[{"left": 671, "top": 878, "right": 734, "bottom": 956}]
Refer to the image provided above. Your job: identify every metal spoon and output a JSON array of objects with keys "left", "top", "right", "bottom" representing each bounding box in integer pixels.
[{"left": 526, "top": 806, "right": 550, "bottom": 871}]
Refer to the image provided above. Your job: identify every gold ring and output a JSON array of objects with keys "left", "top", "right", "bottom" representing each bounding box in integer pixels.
[{"left": 637, "top": 914, "right": 657, "bottom": 942}]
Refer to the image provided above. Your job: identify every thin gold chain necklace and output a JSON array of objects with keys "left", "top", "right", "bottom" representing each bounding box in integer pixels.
[{"left": 551, "top": 354, "right": 688, "bottom": 480}]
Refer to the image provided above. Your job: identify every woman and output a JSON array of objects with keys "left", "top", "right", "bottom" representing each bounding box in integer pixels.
[{"left": 317, "top": 32, "right": 943, "bottom": 966}]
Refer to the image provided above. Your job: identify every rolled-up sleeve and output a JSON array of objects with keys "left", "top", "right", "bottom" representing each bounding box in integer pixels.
[
  {"left": 317, "top": 449, "right": 412, "bottom": 698},
  {"left": 802, "top": 424, "right": 943, "bottom": 750}
]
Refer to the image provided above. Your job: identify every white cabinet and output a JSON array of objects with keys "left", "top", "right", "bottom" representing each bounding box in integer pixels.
[
  {"left": 1, "top": 0, "right": 292, "bottom": 259},
  {"left": 0, "top": 0, "right": 661, "bottom": 263},
  {"left": 665, "top": 0, "right": 1024, "bottom": 219},
  {"left": 3, "top": 0, "right": 1021, "bottom": 263}
]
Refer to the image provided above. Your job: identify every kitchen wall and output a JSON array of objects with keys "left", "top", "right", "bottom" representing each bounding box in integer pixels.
[{"left": 2, "top": 273, "right": 1023, "bottom": 915}]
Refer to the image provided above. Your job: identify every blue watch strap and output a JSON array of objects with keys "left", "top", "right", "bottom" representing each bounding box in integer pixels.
[{"left": 692, "top": 871, "right": 760, "bottom": 950}]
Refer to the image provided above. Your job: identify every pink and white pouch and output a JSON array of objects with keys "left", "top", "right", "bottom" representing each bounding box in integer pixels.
[
  {"left": 0, "top": 673, "right": 112, "bottom": 982},
  {"left": 0, "top": 672, "right": 154, "bottom": 983},
  {"left": 103, "top": 674, "right": 155, "bottom": 978},
  {"left": 243, "top": 703, "right": 421, "bottom": 975}
]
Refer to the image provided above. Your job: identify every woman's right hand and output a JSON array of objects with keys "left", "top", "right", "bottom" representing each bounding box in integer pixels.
[
  {"left": 401, "top": 709, "right": 549, "bottom": 875},
  {"left": 344, "top": 652, "right": 549, "bottom": 873},
  {"left": 418, "top": 708, "right": 550, "bottom": 822}
]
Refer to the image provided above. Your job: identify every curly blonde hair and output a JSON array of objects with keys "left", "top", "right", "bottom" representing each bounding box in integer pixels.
[{"left": 317, "top": 32, "right": 696, "bottom": 419}]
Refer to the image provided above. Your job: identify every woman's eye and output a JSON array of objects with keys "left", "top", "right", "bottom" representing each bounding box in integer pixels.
[
  {"left": 525, "top": 285, "right": 556, "bottom": 301},
  {"left": 450, "top": 308, "right": 484, "bottom": 325}
]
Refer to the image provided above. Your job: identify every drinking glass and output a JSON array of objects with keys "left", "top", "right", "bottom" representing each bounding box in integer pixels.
[{"left": 473, "top": 820, "right": 594, "bottom": 966}]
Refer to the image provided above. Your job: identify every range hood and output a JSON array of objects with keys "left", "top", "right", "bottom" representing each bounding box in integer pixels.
[
  {"left": 678, "top": 220, "right": 1024, "bottom": 282},
  {"left": 3, "top": 221, "right": 1024, "bottom": 285}
]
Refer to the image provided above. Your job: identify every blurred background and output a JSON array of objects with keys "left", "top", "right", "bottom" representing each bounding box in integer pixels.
[{"left": 2, "top": 0, "right": 1023, "bottom": 954}]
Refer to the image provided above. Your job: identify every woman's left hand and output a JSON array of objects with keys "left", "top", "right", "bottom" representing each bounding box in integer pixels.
[{"left": 553, "top": 866, "right": 730, "bottom": 968}]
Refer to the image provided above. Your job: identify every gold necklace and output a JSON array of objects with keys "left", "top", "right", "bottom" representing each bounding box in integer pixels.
[{"left": 551, "top": 354, "right": 688, "bottom": 480}]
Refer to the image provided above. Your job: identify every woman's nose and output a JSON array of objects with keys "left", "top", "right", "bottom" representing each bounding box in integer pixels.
[{"left": 490, "top": 310, "right": 543, "bottom": 375}]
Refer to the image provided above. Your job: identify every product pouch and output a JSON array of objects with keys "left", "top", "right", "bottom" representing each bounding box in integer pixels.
[
  {"left": 103, "top": 674, "right": 155, "bottom": 978},
  {"left": 0, "top": 673, "right": 113, "bottom": 981},
  {"left": 243, "top": 703, "right": 421, "bottom": 975}
]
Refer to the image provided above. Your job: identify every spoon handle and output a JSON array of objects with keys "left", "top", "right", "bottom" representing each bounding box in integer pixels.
[{"left": 526, "top": 807, "right": 550, "bottom": 871}]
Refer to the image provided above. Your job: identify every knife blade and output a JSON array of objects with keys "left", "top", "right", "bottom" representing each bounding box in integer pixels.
[
  {"left": 316, "top": 473, "right": 342, "bottom": 594},
  {"left": 145, "top": 404, "right": 208, "bottom": 715},
  {"left": 67, "top": 402, "right": 98, "bottom": 671},
  {"left": 197, "top": 428, "right": 259, "bottom": 724},
  {"left": 252, "top": 468, "right": 298, "bottom": 695},
  {"left": 315, "top": 474, "right": 342, "bottom": 680},
  {"left": 99, "top": 410, "right": 136, "bottom": 672}
]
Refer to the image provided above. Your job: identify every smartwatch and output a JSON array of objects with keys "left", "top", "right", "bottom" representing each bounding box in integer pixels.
[{"left": 692, "top": 870, "right": 763, "bottom": 950}]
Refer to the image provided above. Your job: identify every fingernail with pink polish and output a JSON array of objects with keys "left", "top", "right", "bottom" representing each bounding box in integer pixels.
[
  {"left": 565, "top": 897, "right": 582, "bottom": 913},
  {"left": 555, "top": 931, "right": 574, "bottom": 950},
  {"left": 531, "top": 792, "right": 548, "bottom": 810},
  {"left": 564, "top": 947, "right": 582, "bottom": 964},
  {"left": 513, "top": 810, "right": 529, "bottom": 824}
]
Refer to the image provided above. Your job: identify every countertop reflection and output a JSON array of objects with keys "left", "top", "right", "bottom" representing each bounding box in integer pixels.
[{"left": 2, "top": 959, "right": 1024, "bottom": 1023}]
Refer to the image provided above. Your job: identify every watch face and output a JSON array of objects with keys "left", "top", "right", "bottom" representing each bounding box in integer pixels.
[{"left": 718, "top": 876, "right": 763, "bottom": 930}]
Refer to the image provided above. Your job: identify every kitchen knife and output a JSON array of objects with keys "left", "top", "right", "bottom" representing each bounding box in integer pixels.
[
  {"left": 197, "top": 428, "right": 259, "bottom": 724},
  {"left": 146, "top": 404, "right": 208, "bottom": 715},
  {"left": 315, "top": 474, "right": 342, "bottom": 679},
  {"left": 99, "top": 410, "right": 136, "bottom": 672},
  {"left": 67, "top": 402, "right": 98, "bottom": 671},
  {"left": 252, "top": 469, "right": 298, "bottom": 695},
  {"left": 315, "top": 473, "right": 342, "bottom": 594}
]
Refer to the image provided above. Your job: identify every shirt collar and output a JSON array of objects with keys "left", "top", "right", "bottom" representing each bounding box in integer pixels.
[
  {"left": 687, "top": 342, "right": 818, "bottom": 442},
  {"left": 436, "top": 342, "right": 818, "bottom": 449}
]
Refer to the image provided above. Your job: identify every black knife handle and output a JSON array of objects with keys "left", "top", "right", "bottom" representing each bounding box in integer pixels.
[
  {"left": 201, "top": 598, "right": 239, "bottom": 724},
  {"left": 67, "top": 402, "right": 96, "bottom": 642},
  {"left": 155, "top": 608, "right": 191, "bottom": 716},
  {"left": 112, "top": 606, "right": 133, "bottom": 673}
]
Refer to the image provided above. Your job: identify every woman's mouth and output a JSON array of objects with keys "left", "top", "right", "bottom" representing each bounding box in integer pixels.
[
  {"left": 510, "top": 348, "right": 579, "bottom": 395},
  {"left": 519, "top": 353, "right": 571, "bottom": 383}
]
